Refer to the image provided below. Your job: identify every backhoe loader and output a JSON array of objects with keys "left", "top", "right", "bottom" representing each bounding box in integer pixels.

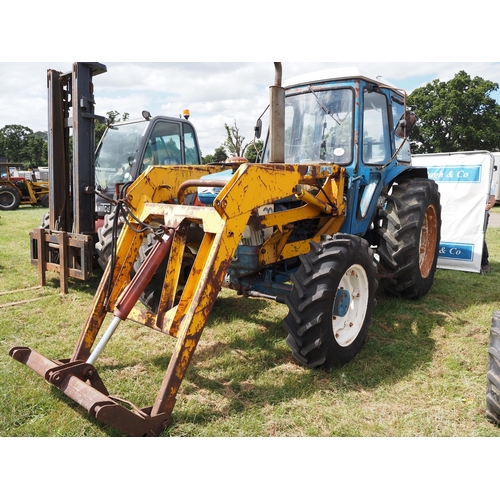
[
  {"left": 9, "top": 63, "right": 441, "bottom": 436},
  {"left": 0, "top": 163, "right": 49, "bottom": 210}
]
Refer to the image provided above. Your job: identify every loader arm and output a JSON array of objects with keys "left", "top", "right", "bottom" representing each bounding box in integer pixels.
[{"left": 10, "top": 161, "right": 346, "bottom": 436}]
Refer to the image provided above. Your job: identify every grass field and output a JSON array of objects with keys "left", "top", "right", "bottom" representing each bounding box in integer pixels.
[{"left": 1, "top": 205, "right": 500, "bottom": 437}]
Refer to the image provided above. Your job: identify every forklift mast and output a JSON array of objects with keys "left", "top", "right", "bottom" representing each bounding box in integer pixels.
[
  {"left": 30, "top": 62, "right": 107, "bottom": 292},
  {"left": 47, "top": 62, "right": 107, "bottom": 235}
]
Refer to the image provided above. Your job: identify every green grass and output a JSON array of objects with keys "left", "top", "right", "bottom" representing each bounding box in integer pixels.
[{"left": 1, "top": 205, "right": 500, "bottom": 436}]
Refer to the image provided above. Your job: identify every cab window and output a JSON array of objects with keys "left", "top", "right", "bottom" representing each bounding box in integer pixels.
[
  {"left": 183, "top": 122, "right": 200, "bottom": 164},
  {"left": 141, "top": 121, "right": 182, "bottom": 173},
  {"left": 362, "top": 91, "right": 390, "bottom": 165},
  {"left": 392, "top": 100, "right": 411, "bottom": 163}
]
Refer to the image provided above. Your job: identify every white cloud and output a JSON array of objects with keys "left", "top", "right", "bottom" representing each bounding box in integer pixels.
[{"left": 1, "top": 62, "right": 500, "bottom": 156}]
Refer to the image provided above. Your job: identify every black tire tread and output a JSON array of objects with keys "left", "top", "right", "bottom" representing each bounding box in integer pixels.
[
  {"left": 377, "top": 177, "right": 441, "bottom": 299},
  {"left": 95, "top": 211, "right": 124, "bottom": 271},
  {"left": 486, "top": 311, "right": 500, "bottom": 426},
  {"left": 284, "top": 233, "right": 377, "bottom": 370},
  {"left": 0, "top": 185, "right": 21, "bottom": 210}
]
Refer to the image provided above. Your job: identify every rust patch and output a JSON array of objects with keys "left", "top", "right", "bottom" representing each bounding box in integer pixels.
[
  {"left": 298, "top": 164, "right": 308, "bottom": 176},
  {"left": 247, "top": 211, "right": 262, "bottom": 231}
]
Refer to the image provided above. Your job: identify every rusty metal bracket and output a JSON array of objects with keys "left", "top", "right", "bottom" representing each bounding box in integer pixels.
[{"left": 8, "top": 346, "right": 170, "bottom": 436}]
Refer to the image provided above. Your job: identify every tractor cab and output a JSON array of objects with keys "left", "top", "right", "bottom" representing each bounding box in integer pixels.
[
  {"left": 94, "top": 113, "right": 202, "bottom": 216},
  {"left": 261, "top": 67, "right": 417, "bottom": 236},
  {"left": 262, "top": 67, "right": 413, "bottom": 167}
]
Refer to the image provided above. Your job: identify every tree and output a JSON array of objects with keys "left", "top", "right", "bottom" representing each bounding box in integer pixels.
[
  {"left": 407, "top": 71, "right": 500, "bottom": 154},
  {"left": 0, "top": 125, "right": 35, "bottom": 162},
  {"left": 224, "top": 120, "right": 249, "bottom": 157},
  {"left": 244, "top": 140, "right": 264, "bottom": 162},
  {"left": 203, "top": 145, "right": 228, "bottom": 164},
  {"left": 95, "top": 111, "right": 129, "bottom": 145},
  {"left": 25, "top": 131, "right": 48, "bottom": 166},
  {"left": 202, "top": 120, "right": 264, "bottom": 164},
  {"left": 0, "top": 125, "right": 48, "bottom": 166}
]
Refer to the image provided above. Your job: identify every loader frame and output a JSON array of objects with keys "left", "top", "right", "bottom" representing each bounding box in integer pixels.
[{"left": 10, "top": 161, "right": 346, "bottom": 436}]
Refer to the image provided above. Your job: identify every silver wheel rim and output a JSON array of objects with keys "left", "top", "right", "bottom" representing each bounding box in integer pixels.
[{"left": 332, "top": 264, "right": 369, "bottom": 347}]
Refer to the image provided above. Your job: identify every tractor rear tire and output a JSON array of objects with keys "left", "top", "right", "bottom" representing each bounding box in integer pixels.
[
  {"left": 284, "top": 233, "right": 377, "bottom": 370},
  {"left": 486, "top": 311, "right": 500, "bottom": 426},
  {"left": 377, "top": 177, "right": 441, "bottom": 299},
  {"left": 0, "top": 186, "right": 21, "bottom": 210}
]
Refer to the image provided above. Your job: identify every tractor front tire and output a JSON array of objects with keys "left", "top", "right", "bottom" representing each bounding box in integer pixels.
[
  {"left": 40, "top": 194, "right": 49, "bottom": 208},
  {"left": 0, "top": 186, "right": 21, "bottom": 210},
  {"left": 96, "top": 211, "right": 124, "bottom": 271},
  {"left": 377, "top": 177, "right": 441, "bottom": 299},
  {"left": 486, "top": 311, "right": 500, "bottom": 426},
  {"left": 284, "top": 233, "right": 377, "bottom": 370}
]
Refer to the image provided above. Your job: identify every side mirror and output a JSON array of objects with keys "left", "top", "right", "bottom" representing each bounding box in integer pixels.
[
  {"left": 395, "top": 111, "right": 417, "bottom": 139},
  {"left": 254, "top": 118, "right": 262, "bottom": 139}
]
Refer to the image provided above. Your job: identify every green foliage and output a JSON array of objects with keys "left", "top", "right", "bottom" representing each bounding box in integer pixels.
[
  {"left": 203, "top": 145, "right": 228, "bottom": 164},
  {"left": 0, "top": 125, "right": 48, "bottom": 166},
  {"left": 203, "top": 121, "right": 263, "bottom": 164},
  {"left": 245, "top": 140, "right": 264, "bottom": 162},
  {"left": 95, "top": 111, "right": 129, "bottom": 145},
  {"left": 24, "top": 132, "right": 48, "bottom": 166},
  {"left": 408, "top": 70, "right": 500, "bottom": 154}
]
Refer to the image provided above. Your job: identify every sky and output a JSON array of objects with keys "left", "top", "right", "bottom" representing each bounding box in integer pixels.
[
  {"left": 1, "top": 61, "right": 500, "bottom": 159},
  {"left": 2, "top": 2, "right": 498, "bottom": 160}
]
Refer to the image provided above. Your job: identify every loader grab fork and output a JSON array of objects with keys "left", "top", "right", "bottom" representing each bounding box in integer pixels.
[
  {"left": 9, "top": 203, "right": 239, "bottom": 436},
  {"left": 9, "top": 162, "right": 345, "bottom": 436}
]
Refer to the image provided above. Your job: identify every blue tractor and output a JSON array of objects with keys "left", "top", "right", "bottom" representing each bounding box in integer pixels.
[{"left": 190, "top": 64, "right": 442, "bottom": 369}]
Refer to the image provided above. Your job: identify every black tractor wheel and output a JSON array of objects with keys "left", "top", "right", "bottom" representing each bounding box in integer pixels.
[
  {"left": 486, "top": 310, "right": 500, "bottom": 426},
  {"left": 96, "top": 211, "right": 124, "bottom": 271},
  {"left": 283, "top": 233, "right": 377, "bottom": 370},
  {"left": 40, "top": 194, "right": 49, "bottom": 208},
  {"left": 377, "top": 177, "right": 441, "bottom": 299},
  {"left": 0, "top": 186, "right": 21, "bottom": 210}
]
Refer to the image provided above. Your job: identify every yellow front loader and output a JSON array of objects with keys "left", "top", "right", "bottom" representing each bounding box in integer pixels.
[{"left": 10, "top": 160, "right": 350, "bottom": 436}]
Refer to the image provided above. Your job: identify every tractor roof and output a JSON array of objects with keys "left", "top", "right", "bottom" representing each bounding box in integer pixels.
[{"left": 284, "top": 66, "right": 403, "bottom": 94}]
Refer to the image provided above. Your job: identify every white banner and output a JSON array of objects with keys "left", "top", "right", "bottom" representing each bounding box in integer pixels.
[
  {"left": 412, "top": 151, "right": 494, "bottom": 273},
  {"left": 493, "top": 153, "right": 500, "bottom": 203}
]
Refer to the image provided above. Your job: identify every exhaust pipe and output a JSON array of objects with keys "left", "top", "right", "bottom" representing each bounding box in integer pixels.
[{"left": 269, "top": 62, "right": 285, "bottom": 163}]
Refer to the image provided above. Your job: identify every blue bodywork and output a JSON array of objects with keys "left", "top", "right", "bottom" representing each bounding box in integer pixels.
[{"left": 200, "top": 74, "right": 427, "bottom": 298}]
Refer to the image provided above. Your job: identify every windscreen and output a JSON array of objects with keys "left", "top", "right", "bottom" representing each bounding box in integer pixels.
[
  {"left": 95, "top": 121, "right": 149, "bottom": 189},
  {"left": 262, "top": 87, "right": 354, "bottom": 164}
]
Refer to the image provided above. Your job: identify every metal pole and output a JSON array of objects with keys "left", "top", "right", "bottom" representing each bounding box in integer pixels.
[{"left": 269, "top": 62, "right": 285, "bottom": 163}]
